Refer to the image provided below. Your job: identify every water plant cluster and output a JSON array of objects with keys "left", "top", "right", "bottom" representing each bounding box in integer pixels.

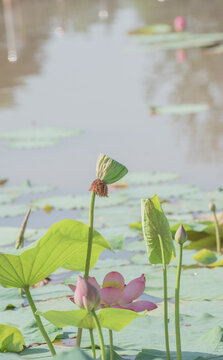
[{"left": 0, "top": 154, "right": 222, "bottom": 360}]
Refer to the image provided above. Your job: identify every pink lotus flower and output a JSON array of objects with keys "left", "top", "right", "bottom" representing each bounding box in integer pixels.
[
  {"left": 69, "top": 272, "right": 157, "bottom": 313},
  {"left": 174, "top": 16, "right": 185, "bottom": 32},
  {"left": 69, "top": 276, "right": 100, "bottom": 311}
]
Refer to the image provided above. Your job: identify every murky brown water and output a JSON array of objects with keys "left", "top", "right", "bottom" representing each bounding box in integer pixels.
[{"left": 0, "top": 0, "right": 223, "bottom": 192}]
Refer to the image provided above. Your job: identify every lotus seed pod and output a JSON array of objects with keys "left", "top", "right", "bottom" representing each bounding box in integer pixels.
[
  {"left": 209, "top": 200, "right": 216, "bottom": 212},
  {"left": 96, "top": 154, "right": 128, "bottom": 185},
  {"left": 175, "top": 224, "right": 187, "bottom": 244}
]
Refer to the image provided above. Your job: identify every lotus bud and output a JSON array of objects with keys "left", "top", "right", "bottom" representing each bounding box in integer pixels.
[
  {"left": 175, "top": 224, "right": 187, "bottom": 245},
  {"left": 174, "top": 16, "right": 185, "bottom": 32},
  {"left": 89, "top": 154, "right": 128, "bottom": 197},
  {"left": 74, "top": 276, "right": 100, "bottom": 311},
  {"left": 209, "top": 200, "right": 216, "bottom": 212}
]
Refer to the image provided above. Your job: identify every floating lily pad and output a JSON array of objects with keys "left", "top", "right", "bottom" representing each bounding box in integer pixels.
[
  {"left": 150, "top": 104, "right": 209, "bottom": 115},
  {"left": 31, "top": 193, "right": 129, "bottom": 211},
  {"left": 124, "top": 172, "right": 179, "bottom": 185},
  {"left": 0, "top": 204, "right": 30, "bottom": 218},
  {"left": 0, "top": 182, "right": 55, "bottom": 196},
  {"left": 128, "top": 24, "right": 172, "bottom": 35},
  {"left": 0, "top": 227, "right": 45, "bottom": 248},
  {"left": 148, "top": 32, "right": 223, "bottom": 50},
  {"left": 0, "top": 128, "right": 83, "bottom": 149},
  {"left": 0, "top": 128, "right": 82, "bottom": 141},
  {"left": 122, "top": 184, "right": 199, "bottom": 200},
  {"left": 7, "top": 139, "right": 60, "bottom": 149},
  {"left": 0, "top": 193, "right": 19, "bottom": 204}
]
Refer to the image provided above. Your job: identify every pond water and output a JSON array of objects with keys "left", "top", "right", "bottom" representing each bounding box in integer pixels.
[{"left": 0, "top": 0, "right": 223, "bottom": 194}]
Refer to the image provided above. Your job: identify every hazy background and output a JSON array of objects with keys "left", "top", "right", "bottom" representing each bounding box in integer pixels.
[{"left": 0, "top": 0, "right": 223, "bottom": 193}]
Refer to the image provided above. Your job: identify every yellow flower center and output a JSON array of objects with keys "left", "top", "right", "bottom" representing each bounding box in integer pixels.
[{"left": 102, "top": 281, "right": 124, "bottom": 291}]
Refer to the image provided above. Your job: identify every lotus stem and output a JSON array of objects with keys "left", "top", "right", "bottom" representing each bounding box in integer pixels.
[
  {"left": 213, "top": 211, "right": 221, "bottom": 254},
  {"left": 24, "top": 286, "right": 56, "bottom": 356},
  {"left": 91, "top": 310, "right": 106, "bottom": 360},
  {"left": 109, "top": 329, "right": 114, "bottom": 360},
  {"left": 175, "top": 243, "right": 183, "bottom": 360},
  {"left": 84, "top": 191, "right": 96, "bottom": 279},
  {"left": 76, "top": 328, "right": 82, "bottom": 347},
  {"left": 15, "top": 208, "right": 31, "bottom": 249},
  {"left": 76, "top": 191, "right": 96, "bottom": 347},
  {"left": 158, "top": 234, "right": 171, "bottom": 360},
  {"left": 89, "top": 329, "right": 96, "bottom": 359}
]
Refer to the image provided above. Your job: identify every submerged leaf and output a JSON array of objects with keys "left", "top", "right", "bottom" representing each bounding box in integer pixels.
[
  {"left": 141, "top": 195, "right": 176, "bottom": 264},
  {"left": 0, "top": 220, "right": 110, "bottom": 287}
]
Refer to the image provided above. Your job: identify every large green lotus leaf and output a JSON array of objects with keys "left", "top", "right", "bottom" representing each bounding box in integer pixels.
[
  {"left": 0, "top": 324, "right": 25, "bottom": 352},
  {"left": 124, "top": 172, "right": 179, "bottom": 185},
  {"left": 193, "top": 249, "right": 217, "bottom": 265},
  {"left": 38, "top": 308, "right": 143, "bottom": 331},
  {"left": 150, "top": 104, "right": 209, "bottom": 115},
  {"left": 0, "top": 220, "right": 110, "bottom": 287},
  {"left": 0, "top": 204, "right": 31, "bottom": 218},
  {"left": 0, "top": 128, "right": 82, "bottom": 141},
  {"left": 141, "top": 195, "right": 176, "bottom": 264}
]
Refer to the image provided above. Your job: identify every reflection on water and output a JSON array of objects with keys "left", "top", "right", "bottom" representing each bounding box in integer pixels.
[{"left": 0, "top": 0, "right": 222, "bottom": 190}]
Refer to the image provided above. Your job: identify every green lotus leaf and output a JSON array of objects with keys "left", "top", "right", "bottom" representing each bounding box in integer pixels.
[
  {"left": 37, "top": 308, "right": 144, "bottom": 331},
  {"left": 141, "top": 195, "right": 176, "bottom": 264},
  {"left": 0, "top": 324, "right": 25, "bottom": 353},
  {"left": 0, "top": 220, "right": 110, "bottom": 288},
  {"left": 193, "top": 249, "right": 217, "bottom": 265}
]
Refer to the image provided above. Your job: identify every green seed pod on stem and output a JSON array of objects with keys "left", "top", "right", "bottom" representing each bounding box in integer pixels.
[{"left": 89, "top": 154, "right": 128, "bottom": 197}]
